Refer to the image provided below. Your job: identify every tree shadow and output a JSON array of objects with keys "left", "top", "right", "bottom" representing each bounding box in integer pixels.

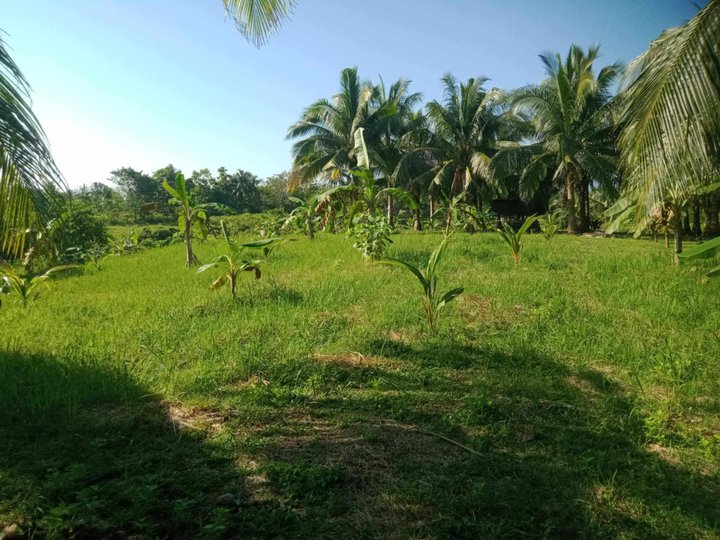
[
  {"left": 2, "top": 343, "right": 717, "bottom": 538},
  {"left": 0, "top": 351, "right": 292, "bottom": 539},
  {"left": 234, "top": 339, "right": 719, "bottom": 537}
]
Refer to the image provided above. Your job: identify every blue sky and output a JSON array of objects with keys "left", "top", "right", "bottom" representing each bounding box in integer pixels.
[{"left": 4, "top": 0, "right": 702, "bottom": 188}]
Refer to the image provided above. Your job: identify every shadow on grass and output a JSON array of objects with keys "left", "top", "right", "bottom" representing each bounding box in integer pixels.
[
  {"left": 237, "top": 338, "right": 719, "bottom": 538},
  {"left": 0, "top": 351, "right": 294, "bottom": 539},
  {"left": 2, "top": 342, "right": 718, "bottom": 538}
]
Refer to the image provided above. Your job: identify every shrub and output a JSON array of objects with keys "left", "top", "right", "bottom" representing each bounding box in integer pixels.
[
  {"left": 49, "top": 202, "right": 109, "bottom": 255},
  {"left": 349, "top": 213, "right": 393, "bottom": 261}
]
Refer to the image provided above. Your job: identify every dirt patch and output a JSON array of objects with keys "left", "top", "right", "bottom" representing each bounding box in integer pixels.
[
  {"left": 312, "top": 352, "right": 405, "bottom": 369},
  {"left": 458, "top": 293, "right": 493, "bottom": 322},
  {"left": 567, "top": 375, "right": 599, "bottom": 394},
  {"left": 259, "top": 416, "right": 466, "bottom": 489},
  {"left": 646, "top": 443, "right": 679, "bottom": 466},
  {"left": 163, "top": 401, "right": 226, "bottom": 433}
]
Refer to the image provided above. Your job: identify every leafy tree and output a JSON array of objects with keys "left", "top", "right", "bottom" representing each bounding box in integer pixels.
[
  {"left": 0, "top": 35, "right": 66, "bottom": 258},
  {"left": 260, "top": 171, "right": 293, "bottom": 211},
  {"left": 48, "top": 201, "right": 109, "bottom": 256},
  {"left": 109, "top": 167, "right": 165, "bottom": 221},
  {"left": 404, "top": 75, "right": 509, "bottom": 230},
  {"left": 495, "top": 46, "right": 620, "bottom": 234},
  {"left": 73, "top": 183, "right": 127, "bottom": 222},
  {"left": 214, "top": 168, "right": 263, "bottom": 213}
]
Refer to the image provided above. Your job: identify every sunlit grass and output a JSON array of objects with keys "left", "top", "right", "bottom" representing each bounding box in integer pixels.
[{"left": 1, "top": 232, "right": 718, "bottom": 537}]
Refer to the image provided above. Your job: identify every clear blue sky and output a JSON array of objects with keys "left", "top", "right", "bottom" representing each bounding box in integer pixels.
[{"left": 4, "top": 0, "right": 702, "bottom": 188}]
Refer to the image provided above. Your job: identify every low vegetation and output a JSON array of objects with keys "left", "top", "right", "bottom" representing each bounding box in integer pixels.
[{"left": 1, "top": 232, "right": 718, "bottom": 538}]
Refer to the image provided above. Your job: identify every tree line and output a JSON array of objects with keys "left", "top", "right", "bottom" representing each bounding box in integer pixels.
[{"left": 71, "top": 167, "right": 317, "bottom": 225}]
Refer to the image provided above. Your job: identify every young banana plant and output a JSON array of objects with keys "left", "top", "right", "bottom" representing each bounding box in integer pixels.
[
  {"left": 284, "top": 196, "right": 319, "bottom": 239},
  {"left": 497, "top": 214, "right": 539, "bottom": 267},
  {"left": 1, "top": 265, "right": 79, "bottom": 307},
  {"left": 197, "top": 221, "right": 274, "bottom": 300},
  {"left": 378, "top": 236, "right": 463, "bottom": 333},
  {"left": 163, "top": 173, "right": 217, "bottom": 267}
]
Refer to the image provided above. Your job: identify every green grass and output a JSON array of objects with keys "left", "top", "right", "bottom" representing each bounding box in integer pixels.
[{"left": 1, "top": 232, "right": 719, "bottom": 538}]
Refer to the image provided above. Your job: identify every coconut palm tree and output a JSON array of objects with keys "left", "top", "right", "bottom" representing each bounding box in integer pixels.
[
  {"left": 617, "top": 0, "right": 720, "bottom": 232},
  {"left": 395, "top": 75, "right": 507, "bottom": 229},
  {"left": 0, "top": 36, "right": 66, "bottom": 259},
  {"left": 286, "top": 67, "right": 398, "bottom": 189},
  {"left": 372, "top": 78, "right": 422, "bottom": 226},
  {"left": 423, "top": 75, "right": 505, "bottom": 203},
  {"left": 495, "top": 45, "right": 620, "bottom": 233}
]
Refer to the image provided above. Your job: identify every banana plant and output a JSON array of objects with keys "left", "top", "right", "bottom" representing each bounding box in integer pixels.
[
  {"left": 378, "top": 236, "right": 463, "bottom": 333},
  {"left": 163, "top": 173, "right": 217, "bottom": 267},
  {"left": 679, "top": 236, "right": 720, "bottom": 278},
  {"left": 1, "top": 265, "right": 79, "bottom": 307},
  {"left": 197, "top": 221, "right": 274, "bottom": 300},
  {"left": 497, "top": 214, "right": 540, "bottom": 267},
  {"left": 317, "top": 128, "right": 419, "bottom": 230},
  {"left": 284, "top": 196, "right": 320, "bottom": 239}
]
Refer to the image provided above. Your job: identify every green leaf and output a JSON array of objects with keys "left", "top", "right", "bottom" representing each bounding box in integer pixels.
[
  {"left": 437, "top": 287, "right": 464, "bottom": 310},
  {"left": 377, "top": 258, "right": 428, "bottom": 290},
  {"left": 517, "top": 214, "right": 540, "bottom": 236},
  {"left": 679, "top": 236, "right": 720, "bottom": 261},
  {"left": 381, "top": 188, "right": 419, "bottom": 210},
  {"left": 197, "top": 257, "right": 224, "bottom": 273},
  {"left": 174, "top": 173, "right": 188, "bottom": 200},
  {"left": 353, "top": 127, "right": 370, "bottom": 168},
  {"left": 240, "top": 238, "right": 274, "bottom": 248},
  {"left": 163, "top": 179, "right": 181, "bottom": 201}
]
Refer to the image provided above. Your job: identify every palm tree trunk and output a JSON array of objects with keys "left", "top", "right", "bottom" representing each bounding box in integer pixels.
[
  {"left": 307, "top": 216, "right": 315, "bottom": 240},
  {"left": 386, "top": 193, "right": 394, "bottom": 227},
  {"left": 565, "top": 170, "right": 578, "bottom": 234},
  {"left": 184, "top": 216, "right": 194, "bottom": 267},
  {"left": 673, "top": 202, "right": 683, "bottom": 265},
  {"left": 704, "top": 194, "right": 720, "bottom": 236},
  {"left": 450, "top": 167, "right": 464, "bottom": 198},
  {"left": 414, "top": 206, "right": 422, "bottom": 231},
  {"left": 576, "top": 179, "right": 590, "bottom": 233},
  {"left": 692, "top": 200, "right": 702, "bottom": 237}
]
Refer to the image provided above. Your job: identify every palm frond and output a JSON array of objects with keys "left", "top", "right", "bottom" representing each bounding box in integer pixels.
[
  {"left": 619, "top": 0, "right": 720, "bottom": 217},
  {"left": 223, "top": 0, "right": 295, "bottom": 47},
  {"left": 0, "top": 35, "right": 66, "bottom": 258}
]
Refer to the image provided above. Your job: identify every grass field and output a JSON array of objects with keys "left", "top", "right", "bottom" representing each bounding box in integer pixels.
[{"left": 1, "top": 232, "right": 719, "bottom": 538}]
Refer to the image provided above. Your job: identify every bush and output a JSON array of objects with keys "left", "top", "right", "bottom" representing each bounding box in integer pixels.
[
  {"left": 216, "top": 213, "right": 275, "bottom": 235},
  {"left": 50, "top": 202, "right": 109, "bottom": 254},
  {"left": 137, "top": 227, "right": 179, "bottom": 244}
]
